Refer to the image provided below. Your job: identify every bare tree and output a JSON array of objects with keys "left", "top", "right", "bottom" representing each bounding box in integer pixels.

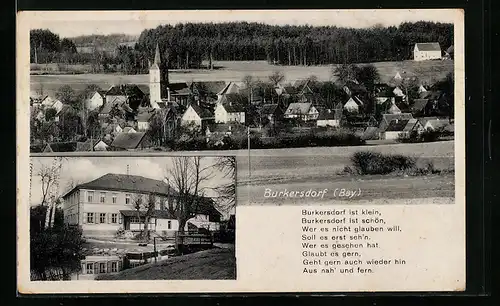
[
  {"left": 142, "top": 193, "right": 157, "bottom": 240},
  {"left": 165, "top": 157, "right": 215, "bottom": 233},
  {"left": 132, "top": 194, "right": 144, "bottom": 236},
  {"left": 242, "top": 75, "right": 255, "bottom": 104}
]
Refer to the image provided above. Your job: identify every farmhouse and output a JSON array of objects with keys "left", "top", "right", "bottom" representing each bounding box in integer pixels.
[
  {"left": 41, "top": 96, "right": 64, "bottom": 114},
  {"left": 317, "top": 109, "right": 339, "bottom": 127},
  {"left": 216, "top": 82, "right": 240, "bottom": 101},
  {"left": 413, "top": 43, "right": 442, "bottom": 61},
  {"left": 110, "top": 132, "right": 150, "bottom": 151},
  {"left": 378, "top": 113, "right": 414, "bottom": 135},
  {"left": 284, "top": 103, "right": 319, "bottom": 121},
  {"left": 61, "top": 173, "right": 222, "bottom": 237},
  {"left": 181, "top": 103, "right": 214, "bottom": 129},
  {"left": 136, "top": 108, "right": 156, "bottom": 131},
  {"left": 214, "top": 97, "right": 246, "bottom": 124},
  {"left": 423, "top": 118, "right": 454, "bottom": 132},
  {"left": 343, "top": 96, "right": 364, "bottom": 113}
]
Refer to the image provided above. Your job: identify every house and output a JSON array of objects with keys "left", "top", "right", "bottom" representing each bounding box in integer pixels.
[
  {"left": 259, "top": 103, "right": 284, "bottom": 125},
  {"left": 190, "top": 81, "right": 227, "bottom": 103},
  {"left": 110, "top": 132, "right": 150, "bottom": 150},
  {"left": 61, "top": 173, "right": 222, "bottom": 237},
  {"left": 181, "top": 103, "right": 214, "bottom": 130},
  {"left": 393, "top": 86, "right": 405, "bottom": 97},
  {"left": 418, "top": 85, "right": 428, "bottom": 94},
  {"left": 413, "top": 43, "right": 442, "bottom": 61},
  {"left": 284, "top": 103, "right": 319, "bottom": 121},
  {"left": 361, "top": 126, "right": 380, "bottom": 140},
  {"left": 167, "top": 82, "right": 191, "bottom": 106},
  {"left": 85, "top": 91, "right": 106, "bottom": 111},
  {"left": 380, "top": 118, "right": 423, "bottom": 140},
  {"left": 344, "top": 96, "right": 364, "bottom": 113},
  {"left": 378, "top": 113, "right": 414, "bottom": 135},
  {"left": 78, "top": 255, "right": 122, "bottom": 279},
  {"left": 214, "top": 96, "right": 246, "bottom": 124},
  {"left": 205, "top": 123, "right": 244, "bottom": 139},
  {"left": 411, "top": 99, "right": 432, "bottom": 116},
  {"left": 317, "top": 109, "right": 339, "bottom": 127},
  {"left": 394, "top": 72, "right": 402, "bottom": 81},
  {"left": 385, "top": 98, "right": 402, "bottom": 114}
]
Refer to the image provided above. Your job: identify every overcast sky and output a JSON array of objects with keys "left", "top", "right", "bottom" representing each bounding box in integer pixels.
[
  {"left": 30, "top": 156, "right": 234, "bottom": 215},
  {"left": 26, "top": 9, "right": 460, "bottom": 38}
]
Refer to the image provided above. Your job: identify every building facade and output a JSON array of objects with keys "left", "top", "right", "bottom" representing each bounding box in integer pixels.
[{"left": 413, "top": 43, "right": 442, "bottom": 61}]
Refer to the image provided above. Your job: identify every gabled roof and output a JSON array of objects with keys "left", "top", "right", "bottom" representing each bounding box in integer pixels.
[
  {"left": 189, "top": 103, "right": 214, "bottom": 119},
  {"left": 63, "top": 173, "right": 175, "bottom": 198},
  {"left": 106, "top": 84, "right": 145, "bottom": 97},
  {"left": 192, "top": 81, "right": 227, "bottom": 95},
  {"left": 415, "top": 42, "right": 441, "bottom": 51},
  {"left": 136, "top": 108, "right": 156, "bottom": 122},
  {"left": 403, "top": 119, "right": 419, "bottom": 132},
  {"left": 317, "top": 109, "right": 337, "bottom": 120},
  {"left": 76, "top": 139, "right": 105, "bottom": 151},
  {"left": 110, "top": 132, "right": 147, "bottom": 149},
  {"left": 169, "top": 82, "right": 191, "bottom": 95},
  {"left": 122, "top": 127, "right": 136, "bottom": 133},
  {"left": 425, "top": 119, "right": 453, "bottom": 131},
  {"left": 285, "top": 103, "right": 313, "bottom": 115}
]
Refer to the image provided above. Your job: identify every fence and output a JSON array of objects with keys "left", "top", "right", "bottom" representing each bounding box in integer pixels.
[{"left": 175, "top": 231, "right": 213, "bottom": 253}]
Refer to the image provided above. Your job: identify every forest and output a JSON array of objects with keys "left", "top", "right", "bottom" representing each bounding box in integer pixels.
[{"left": 30, "top": 21, "right": 453, "bottom": 73}]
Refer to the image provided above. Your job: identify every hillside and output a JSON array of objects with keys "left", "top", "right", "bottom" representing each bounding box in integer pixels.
[{"left": 95, "top": 248, "right": 236, "bottom": 280}]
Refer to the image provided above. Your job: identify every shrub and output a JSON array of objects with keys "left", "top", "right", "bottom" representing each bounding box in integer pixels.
[{"left": 351, "top": 151, "right": 416, "bottom": 175}]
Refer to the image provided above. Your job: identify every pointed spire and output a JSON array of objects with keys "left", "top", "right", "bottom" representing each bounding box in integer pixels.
[{"left": 154, "top": 43, "right": 161, "bottom": 65}]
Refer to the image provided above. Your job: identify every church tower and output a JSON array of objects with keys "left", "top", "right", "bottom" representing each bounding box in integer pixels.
[{"left": 149, "top": 43, "right": 162, "bottom": 108}]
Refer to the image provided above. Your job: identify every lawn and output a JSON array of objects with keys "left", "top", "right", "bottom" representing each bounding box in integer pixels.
[
  {"left": 95, "top": 247, "right": 236, "bottom": 280},
  {"left": 30, "top": 60, "right": 454, "bottom": 97}
]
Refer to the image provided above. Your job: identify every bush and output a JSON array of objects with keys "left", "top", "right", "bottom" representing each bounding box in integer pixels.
[{"left": 351, "top": 151, "right": 416, "bottom": 175}]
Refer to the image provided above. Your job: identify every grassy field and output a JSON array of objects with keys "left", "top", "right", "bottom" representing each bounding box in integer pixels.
[
  {"left": 235, "top": 141, "right": 455, "bottom": 205},
  {"left": 96, "top": 248, "right": 236, "bottom": 280},
  {"left": 30, "top": 60, "right": 454, "bottom": 97}
]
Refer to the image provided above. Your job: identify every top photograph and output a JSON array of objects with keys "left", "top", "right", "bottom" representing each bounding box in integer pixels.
[{"left": 27, "top": 10, "right": 455, "bottom": 154}]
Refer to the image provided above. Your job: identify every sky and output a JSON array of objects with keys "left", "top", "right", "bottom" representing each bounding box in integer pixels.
[
  {"left": 29, "top": 156, "right": 234, "bottom": 215},
  {"left": 26, "top": 9, "right": 460, "bottom": 38}
]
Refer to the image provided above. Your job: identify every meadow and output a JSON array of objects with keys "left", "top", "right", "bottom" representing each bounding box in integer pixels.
[{"left": 30, "top": 60, "right": 454, "bottom": 97}]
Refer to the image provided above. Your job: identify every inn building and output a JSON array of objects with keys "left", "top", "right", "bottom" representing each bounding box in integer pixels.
[{"left": 62, "top": 173, "right": 222, "bottom": 237}]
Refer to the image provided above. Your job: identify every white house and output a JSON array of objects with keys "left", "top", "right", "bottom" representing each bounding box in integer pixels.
[
  {"left": 181, "top": 104, "right": 214, "bottom": 129},
  {"left": 380, "top": 118, "right": 423, "bottom": 140},
  {"left": 85, "top": 91, "right": 105, "bottom": 111},
  {"left": 214, "top": 100, "right": 245, "bottom": 124},
  {"left": 136, "top": 109, "right": 156, "bottom": 131},
  {"left": 62, "top": 173, "right": 222, "bottom": 237},
  {"left": 93, "top": 140, "right": 109, "bottom": 151},
  {"left": 413, "top": 43, "right": 442, "bottom": 61},
  {"left": 317, "top": 109, "right": 339, "bottom": 127},
  {"left": 41, "top": 96, "right": 64, "bottom": 114},
  {"left": 284, "top": 103, "right": 319, "bottom": 121}
]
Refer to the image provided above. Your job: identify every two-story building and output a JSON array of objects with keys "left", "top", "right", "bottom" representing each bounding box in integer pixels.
[{"left": 62, "top": 173, "right": 222, "bottom": 237}]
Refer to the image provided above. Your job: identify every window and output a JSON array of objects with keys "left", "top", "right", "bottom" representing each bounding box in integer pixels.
[
  {"left": 111, "top": 213, "right": 118, "bottom": 224},
  {"left": 87, "top": 213, "right": 94, "bottom": 224},
  {"left": 130, "top": 216, "right": 140, "bottom": 223},
  {"left": 125, "top": 194, "right": 131, "bottom": 205},
  {"left": 99, "top": 213, "right": 106, "bottom": 224},
  {"left": 87, "top": 191, "right": 94, "bottom": 202},
  {"left": 167, "top": 220, "right": 172, "bottom": 229},
  {"left": 111, "top": 262, "right": 118, "bottom": 272},
  {"left": 99, "top": 262, "right": 106, "bottom": 273},
  {"left": 86, "top": 263, "right": 94, "bottom": 274},
  {"left": 100, "top": 192, "right": 106, "bottom": 203},
  {"left": 112, "top": 193, "right": 117, "bottom": 204}
]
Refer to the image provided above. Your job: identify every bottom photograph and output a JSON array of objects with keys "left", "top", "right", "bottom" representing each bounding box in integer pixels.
[{"left": 28, "top": 156, "right": 236, "bottom": 281}]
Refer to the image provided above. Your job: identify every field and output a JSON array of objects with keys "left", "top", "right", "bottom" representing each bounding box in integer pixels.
[
  {"left": 235, "top": 141, "right": 455, "bottom": 205},
  {"left": 30, "top": 60, "right": 454, "bottom": 97}
]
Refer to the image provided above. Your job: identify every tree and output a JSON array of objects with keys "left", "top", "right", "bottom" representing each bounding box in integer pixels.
[
  {"left": 356, "top": 65, "right": 380, "bottom": 91},
  {"left": 60, "top": 38, "right": 77, "bottom": 54},
  {"left": 37, "top": 158, "right": 64, "bottom": 229},
  {"left": 165, "top": 157, "right": 216, "bottom": 233},
  {"left": 242, "top": 75, "right": 255, "bottom": 104},
  {"left": 213, "top": 156, "right": 236, "bottom": 213},
  {"left": 268, "top": 70, "right": 285, "bottom": 86},
  {"left": 333, "top": 63, "right": 359, "bottom": 84},
  {"left": 44, "top": 107, "right": 58, "bottom": 122}
]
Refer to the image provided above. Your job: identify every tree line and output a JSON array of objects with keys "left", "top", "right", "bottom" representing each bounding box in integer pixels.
[{"left": 31, "top": 21, "right": 453, "bottom": 73}]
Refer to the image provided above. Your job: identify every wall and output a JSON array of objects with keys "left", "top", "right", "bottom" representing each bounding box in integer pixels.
[
  {"left": 215, "top": 104, "right": 228, "bottom": 123},
  {"left": 149, "top": 67, "right": 161, "bottom": 103},
  {"left": 86, "top": 93, "right": 104, "bottom": 111},
  {"left": 317, "top": 119, "right": 339, "bottom": 127}
]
